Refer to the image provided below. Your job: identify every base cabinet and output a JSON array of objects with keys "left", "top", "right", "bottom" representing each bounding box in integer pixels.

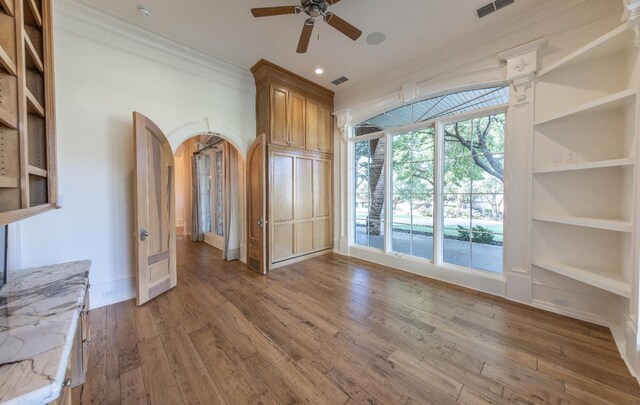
[{"left": 49, "top": 291, "right": 89, "bottom": 405}]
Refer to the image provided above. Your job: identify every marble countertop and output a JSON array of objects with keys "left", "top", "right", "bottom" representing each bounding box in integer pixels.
[{"left": 0, "top": 260, "right": 91, "bottom": 405}]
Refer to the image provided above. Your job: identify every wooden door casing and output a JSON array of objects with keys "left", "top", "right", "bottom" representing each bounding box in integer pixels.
[
  {"left": 133, "top": 112, "right": 176, "bottom": 306},
  {"left": 246, "top": 134, "right": 267, "bottom": 273}
]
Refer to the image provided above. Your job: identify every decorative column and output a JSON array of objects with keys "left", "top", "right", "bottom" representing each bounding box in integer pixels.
[
  {"left": 497, "top": 38, "right": 546, "bottom": 303},
  {"left": 333, "top": 108, "right": 353, "bottom": 255}
]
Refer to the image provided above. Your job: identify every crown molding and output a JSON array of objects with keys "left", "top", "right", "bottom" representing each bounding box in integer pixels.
[{"left": 54, "top": 0, "right": 254, "bottom": 95}]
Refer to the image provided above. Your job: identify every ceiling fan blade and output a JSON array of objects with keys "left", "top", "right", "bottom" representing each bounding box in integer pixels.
[
  {"left": 251, "top": 6, "right": 299, "bottom": 17},
  {"left": 297, "top": 19, "right": 315, "bottom": 54},
  {"left": 326, "top": 0, "right": 342, "bottom": 4},
  {"left": 323, "top": 13, "right": 362, "bottom": 41}
]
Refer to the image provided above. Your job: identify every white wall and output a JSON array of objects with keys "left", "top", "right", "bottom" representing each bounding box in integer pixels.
[{"left": 14, "top": 0, "right": 256, "bottom": 308}]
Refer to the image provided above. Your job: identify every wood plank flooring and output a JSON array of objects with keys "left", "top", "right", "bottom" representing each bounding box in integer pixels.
[{"left": 73, "top": 237, "right": 640, "bottom": 404}]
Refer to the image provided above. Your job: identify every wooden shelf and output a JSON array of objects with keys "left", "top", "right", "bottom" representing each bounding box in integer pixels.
[
  {"left": 533, "top": 214, "right": 632, "bottom": 233},
  {"left": 25, "top": 89, "right": 44, "bottom": 117},
  {"left": 24, "top": 0, "right": 42, "bottom": 28},
  {"left": 24, "top": 31, "right": 43, "bottom": 73},
  {"left": 0, "top": 175, "right": 18, "bottom": 188},
  {"left": 532, "top": 258, "right": 630, "bottom": 298},
  {"left": 28, "top": 165, "right": 46, "bottom": 177},
  {"left": 0, "top": 0, "right": 14, "bottom": 17},
  {"left": 538, "top": 25, "right": 634, "bottom": 77},
  {"left": 0, "top": 45, "right": 16, "bottom": 76},
  {"left": 0, "top": 105, "right": 17, "bottom": 129},
  {"left": 534, "top": 157, "right": 634, "bottom": 174},
  {"left": 534, "top": 89, "right": 636, "bottom": 126}
]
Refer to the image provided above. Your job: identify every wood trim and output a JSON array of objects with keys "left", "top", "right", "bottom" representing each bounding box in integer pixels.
[
  {"left": 43, "top": 0, "right": 58, "bottom": 205},
  {"left": 15, "top": 0, "right": 29, "bottom": 208},
  {"left": 268, "top": 248, "right": 332, "bottom": 270},
  {"left": 251, "top": 59, "right": 334, "bottom": 104},
  {"left": 268, "top": 144, "right": 333, "bottom": 159},
  {"left": 0, "top": 106, "right": 18, "bottom": 129}
]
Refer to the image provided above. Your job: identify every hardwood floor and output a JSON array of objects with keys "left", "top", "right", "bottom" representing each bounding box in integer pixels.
[{"left": 73, "top": 237, "right": 640, "bottom": 404}]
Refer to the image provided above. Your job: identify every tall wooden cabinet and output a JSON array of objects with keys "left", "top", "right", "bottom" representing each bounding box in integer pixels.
[
  {"left": 250, "top": 59, "right": 334, "bottom": 271},
  {"left": 0, "top": 0, "right": 57, "bottom": 225}
]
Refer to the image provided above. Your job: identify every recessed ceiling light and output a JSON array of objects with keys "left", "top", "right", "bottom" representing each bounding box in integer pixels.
[
  {"left": 315, "top": 68, "right": 324, "bottom": 75},
  {"left": 137, "top": 6, "right": 151, "bottom": 18}
]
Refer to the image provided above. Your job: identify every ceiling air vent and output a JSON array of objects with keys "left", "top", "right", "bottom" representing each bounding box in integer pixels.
[
  {"left": 332, "top": 76, "right": 349, "bottom": 86},
  {"left": 477, "top": 3, "right": 496, "bottom": 18},
  {"left": 495, "top": 0, "right": 515, "bottom": 10},
  {"left": 477, "top": 0, "right": 514, "bottom": 18}
]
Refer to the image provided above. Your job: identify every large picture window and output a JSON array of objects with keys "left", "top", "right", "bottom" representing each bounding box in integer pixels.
[
  {"left": 391, "top": 128, "right": 435, "bottom": 260},
  {"left": 443, "top": 114, "right": 504, "bottom": 272},
  {"left": 354, "top": 138, "right": 385, "bottom": 249},
  {"left": 351, "top": 86, "right": 507, "bottom": 273}
]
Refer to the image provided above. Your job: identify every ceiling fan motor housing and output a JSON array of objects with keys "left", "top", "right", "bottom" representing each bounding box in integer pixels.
[{"left": 302, "top": 0, "right": 329, "bottom": 18}]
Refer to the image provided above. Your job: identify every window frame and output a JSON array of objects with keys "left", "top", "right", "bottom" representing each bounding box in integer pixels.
[{"left": 349, "top": 102, "right": 508, "bottom": 275}]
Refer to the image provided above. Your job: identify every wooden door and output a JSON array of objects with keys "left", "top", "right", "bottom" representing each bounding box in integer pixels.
[
  {"left": 247, "top": 134, "right": 267, "bottom": 273},
  {"left": 270, "top": 86, "right": 288, "bottom": 146},
  {"left": 133, "top": 112, "right": 176, "bottom": 306},
  {"left": 288, "top": 92, "right": 306, "bottom": 148}
]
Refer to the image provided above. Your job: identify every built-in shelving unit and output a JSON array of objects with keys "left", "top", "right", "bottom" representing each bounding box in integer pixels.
[
  {"left": 0, "top": 0, "right": 56, "bottom": 223},
  {"left": 532, "top": 23, "right": 638, "bottom": 297}
]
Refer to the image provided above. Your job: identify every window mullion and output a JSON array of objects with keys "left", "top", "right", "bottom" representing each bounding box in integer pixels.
[
  {"left": 384, "top": 132, "right": 393, "bottom": 254},
  {"left": 434, "top": 121, "right": 444, "bottom": 266}
]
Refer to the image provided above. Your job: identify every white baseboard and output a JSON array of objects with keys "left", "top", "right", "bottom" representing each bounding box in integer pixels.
[{"left": 89, "top": 276, "right": 135, "bottom": 309}]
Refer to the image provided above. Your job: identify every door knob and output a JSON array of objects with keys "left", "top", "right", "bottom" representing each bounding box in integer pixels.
[
  {"left": 140, "top": 228, "right": 149, "bottom": 241},
  {"left": 258, "top": 219, "right": 263, "bottom": 228}
]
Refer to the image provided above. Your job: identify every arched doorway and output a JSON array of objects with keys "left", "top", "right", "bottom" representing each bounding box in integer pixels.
[{"left": 173, "top": 133, "right": 246, "bottom": 263}]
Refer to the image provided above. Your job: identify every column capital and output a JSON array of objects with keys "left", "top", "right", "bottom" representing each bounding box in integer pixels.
[
  {"left": 497, "top": 37, "right": 547, "bottom": 102},
  {"left": 333, "top": 108, "right": 353, "bottom": 141}
]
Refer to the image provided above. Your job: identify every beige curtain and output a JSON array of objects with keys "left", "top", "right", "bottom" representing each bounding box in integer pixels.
[
  {"left": 223, "top": 142, "right": 241, "bottom": 260},
  {"left": 191, "top": 154, "right": 205, "bottom": 242}
]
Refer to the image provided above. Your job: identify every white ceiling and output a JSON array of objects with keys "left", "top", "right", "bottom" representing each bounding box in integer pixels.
[{"left": 77, "top": 0, "right": 559, "bottom": 90}]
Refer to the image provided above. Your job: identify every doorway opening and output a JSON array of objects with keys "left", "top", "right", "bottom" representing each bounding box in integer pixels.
[{"left": 174, "top": 134, "right": 246, "bottom": 262}]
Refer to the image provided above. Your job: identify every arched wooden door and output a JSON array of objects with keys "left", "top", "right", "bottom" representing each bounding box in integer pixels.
[
  {"left": 133, "top": 112, "right": 177, "bottom": 305},
  {"left": 246, "top": 134, "right": 267, "bottom": 274}
]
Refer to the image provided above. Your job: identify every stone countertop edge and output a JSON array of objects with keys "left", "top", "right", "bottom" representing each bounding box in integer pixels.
[{"left": 0, "top": 260, "right": 91, "bottom": 405}]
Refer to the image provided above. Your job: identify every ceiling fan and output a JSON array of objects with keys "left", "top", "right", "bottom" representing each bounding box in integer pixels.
[{"left": 251, "top": 0, "right": 363, "bottom": 54}]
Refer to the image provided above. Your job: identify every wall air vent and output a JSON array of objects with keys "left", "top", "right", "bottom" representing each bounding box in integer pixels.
[
  {"left": 477, "top": 3, "right": 496, "bottom": 18},
  {"left": 494, "top": 0, "right": 515, "bottom": 10},
  {"left": 477, "top": 0, "right": 515, "bottom": 18},
  {"left": 332, "top": 76, "right": 349, "bottom": 86}
]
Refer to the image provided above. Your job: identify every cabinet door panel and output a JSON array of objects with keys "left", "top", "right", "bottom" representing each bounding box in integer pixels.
[
  {"left": 318, "top": 106, "right": 333, "bottom": 153},
  {"left": 305, "top": 99, "right": 319, "bottom": 151},
  {"left": 271, "top": 154, "right": 294, "bottom": 222},
  {"left": 295, "top": 221, "right": 314, "bottom": 254},
  {"left": 314, "top": 218, "right": 332, "bottom": 250},
  {"left": 272, "top": 223, "right": 294, "bottom": 261},
  {"left": 295, "top": 156, "right": 313, "bottom": 219},
  {"left": 289, "top": 92, "right": 306, "bottom": 148},
  {"left": 313, "top": 159, "right": 331, "bottom": 217},
  {"left": 270, "top": 86, "right": 288, "bottom": 146}
]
